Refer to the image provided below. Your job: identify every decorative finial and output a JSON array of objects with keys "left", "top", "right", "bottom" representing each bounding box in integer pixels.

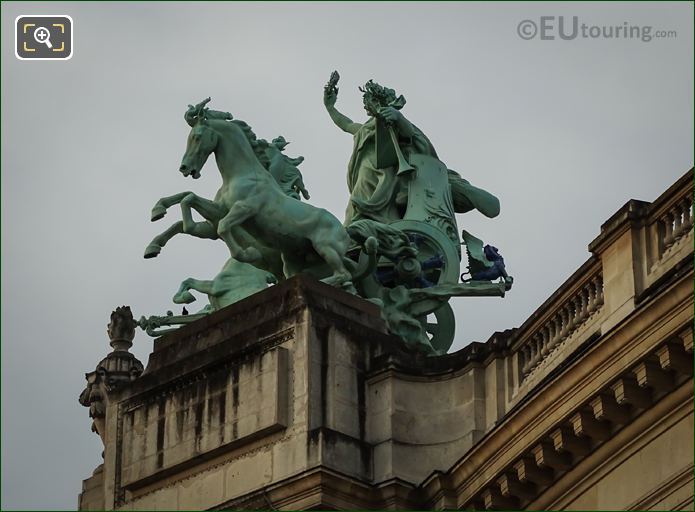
[
  {"left": 80, "top": 306, "right": 144, "bottom": 446},
  {"left": 107, "top": 306, "right": 136, "bottom": 351}
]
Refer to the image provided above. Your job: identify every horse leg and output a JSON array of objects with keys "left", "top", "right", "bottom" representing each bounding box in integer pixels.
[
  {"left": 145, "top": 193, "right": 221, "bottom": 258},
  {"left": 145, "top": 221, "right": 182, "bottom": 258},
  {"left": 312, "top": 242, "right": 352, "bottom": 288},
  {"left": 216, "top": 203, "right": 260, "bottom": 263},
  {"left": 173, "top": 278, "right": 214, "bottom": 304},
  {"left": 150, "top": 191, "right": 194, "bottom": 221},
  {"left": 144, "top": 220, "right": 217, "bottom": 258},
  {"left": 281, "top": 253, "right": 304, "bottom": 279},
  {"left": 180, "top": 193, "right": 226, "bottom": 231}
]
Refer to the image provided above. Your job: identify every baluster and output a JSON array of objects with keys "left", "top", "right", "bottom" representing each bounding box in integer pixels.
[
  {"left": 682, "top": 197, "right": 693, "bottom": 233},
  {"left": 526, "top": 345, "right": 535, "bottom": 375},
  {"left": 542, "top": 324, "right": 551, "bottom": 353},
  {"left": 547, "top": 318, "right": 557, "bottom": 349},
  {"left": 663, "top": 211, "right": 675, "bottom": 248},
  {"left": 528, "top": 343, "right": 535, "bottom": 368},
  {"left": 588, "top": 278, "right": 597, "bottom": 310},
  {"left": 528, "top": 340, "right": 538, "bottom": 370},
  {"left": 553, "top": 315, "right": 563, "bottom": 345},
  {"left": 568, "top": 297, "right": 580, "bottom": 331},
  {"left": 520, "top": 346, "right": 528, "bottom": 376},
  {"left": 566, "top": 302, "right": 576, "bottom": 333},
  {"left": 534, "top": 330, "right": 550, "bottom": 357},
  {"left": 586, "top": 280, "right": 596, "bottom": 313},
  {"left": 672, "top": 206, "right": 683, "bottom": 240},
  {"left": 561, "top": 305, "right": 572, "bottom": 338},
  {"left": 562, "top": 304, "right": 573, "bottom": 338},
  {"left": 577, "top": 295, "right": 584, "bottom": 324},
  {"left": 542, "top": 330, "right": 549, "bottom": 353},
  {"left": 559, "top": 307, "right": 570, "bottom": 341},
  {"left": 578, "top": 286, "right": 589, "bottom": 322},
  {"left": 545, "top": 320, "right": 558, "bottom": 350},
  {"left": 595, "top": 276, "right": 604, "bottom": 307}
]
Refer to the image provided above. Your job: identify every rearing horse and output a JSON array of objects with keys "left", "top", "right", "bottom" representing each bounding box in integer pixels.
[{"left": 144, "top": 98, "right": 353, "bottom": 288}]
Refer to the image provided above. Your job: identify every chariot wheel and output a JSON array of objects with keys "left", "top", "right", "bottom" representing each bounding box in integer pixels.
[
  {"left": 359, "top": 220, "right": 460, "bottom": 291},
  {"left": 356, "top": 220, "right": 460, "bottom": 352},
  {"left": 421, "top": 302, "right": 456, "bottom": 355}
]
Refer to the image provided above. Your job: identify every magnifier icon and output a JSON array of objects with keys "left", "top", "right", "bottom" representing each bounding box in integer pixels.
[{"left": 33, "top": 26, "right": 53, "bottom": 49}]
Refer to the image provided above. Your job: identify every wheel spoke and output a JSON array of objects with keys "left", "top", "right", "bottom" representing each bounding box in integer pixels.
[
  {"left": 416, "top": 276, "right": 435, "bottom": 288},
  {"left": 375, "top": 268, "right": 396, "bottom": 284},
  {"left": 421, "top": 303, "right": 456, "bottom": 355},
  {"left": 421, "top": 254, "right": 445, "bottom": 270}
]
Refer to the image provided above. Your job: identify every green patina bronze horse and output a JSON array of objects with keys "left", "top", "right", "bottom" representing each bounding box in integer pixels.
[{"left": 145, "top": 98, "right": 353, "bottom": 288}]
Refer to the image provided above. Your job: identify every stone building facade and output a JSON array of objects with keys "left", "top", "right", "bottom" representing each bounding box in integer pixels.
[{"left": 79, "top": 169, "right": 693, "bottom": 510}]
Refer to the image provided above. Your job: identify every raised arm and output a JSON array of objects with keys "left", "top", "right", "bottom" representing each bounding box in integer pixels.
[{"left": 323, "top": 71, "right": 362, "bottom": 135}]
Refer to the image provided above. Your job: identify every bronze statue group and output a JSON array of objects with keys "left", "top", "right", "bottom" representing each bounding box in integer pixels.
[{"left": 138, "top": 73, "right": 512, "bottom": 355}]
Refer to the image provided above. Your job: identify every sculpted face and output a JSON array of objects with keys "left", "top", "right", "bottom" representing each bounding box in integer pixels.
[
  {"left": 362, "top": 93, "right": 381, "bottom": 117},
  {"left": 180, "top": 122, "right": 218, "bottom": 179},
  {"left": 360, "top": 80, "right": 401, "bottom": 117}
]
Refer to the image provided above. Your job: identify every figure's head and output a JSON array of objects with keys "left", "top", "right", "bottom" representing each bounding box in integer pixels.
[
  {"left": 359, "top": 80, "right": 406, "bottom": 116},
  {"left": 180, "top": 97, "right": 221, "bottom": 179},
  {"left": 272, "top": 136, "right": 289, "bottom": 151}
]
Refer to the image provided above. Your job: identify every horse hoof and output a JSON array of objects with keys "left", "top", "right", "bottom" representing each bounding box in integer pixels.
[
  {"left": 173, "top": 291, "right": 196, "bottom": 304},
  {"left": 151, "top": 206, "right": 167, "bottom": 222},
  {"left": 340, "top": 282, "right": 357, "bottom": 295},
  {"left": 144, "top": 244, "right": 162, "bottom": 258},
  {"left": 366, "top": 297, "right": 384, "bottom": 308}
]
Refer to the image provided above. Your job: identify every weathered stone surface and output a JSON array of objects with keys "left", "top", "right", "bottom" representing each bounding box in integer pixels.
[
  {"left": 119, "top": 347, "right": 288, "bottom": 488},
  {"left": 80, "top": 274, "right": 519, "bottom": 510}
]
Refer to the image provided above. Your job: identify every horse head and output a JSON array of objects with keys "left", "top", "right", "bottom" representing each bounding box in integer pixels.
[{"left": 180, "top": 97, "right": 225, "bottom": 179}]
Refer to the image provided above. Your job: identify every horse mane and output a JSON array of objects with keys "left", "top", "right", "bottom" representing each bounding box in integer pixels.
[
  {"left": 191, "top": 104, "right": 271, "bottom": 169},
  {"left": 230, "top": 119, "right": 271, "bottom": 170}
]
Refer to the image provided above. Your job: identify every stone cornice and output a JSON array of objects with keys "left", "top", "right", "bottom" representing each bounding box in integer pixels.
[
  {"left": 419, "top": 272, "right": 693, "bottom": 509},
  {"left": 213, "top": 466, "right": 421, "bottom": 510},
  {"left": 587, "top": 199, "right": 650, "bottom": 256}
]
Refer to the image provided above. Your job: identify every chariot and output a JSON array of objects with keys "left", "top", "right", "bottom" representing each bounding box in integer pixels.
[{"left": 138, "top": 94, "right": 512, "bottom": 355}]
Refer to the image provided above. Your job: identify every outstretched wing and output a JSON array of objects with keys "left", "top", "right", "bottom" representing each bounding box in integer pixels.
[{"left": 461, "top": 230, "right": 493, "bottom": 274}]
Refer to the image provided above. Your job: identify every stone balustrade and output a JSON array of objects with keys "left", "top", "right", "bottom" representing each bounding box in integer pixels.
[
  {"left": 661, "top": 198, "right": 693, "bottom": 251},
  {"left": 661, "top": 195, "right": 693, "bottom": 250},
  {"left": 518, "top": 269, "right": 604, "bottom": 379},
  {"left": 647, "top": 172, "right": 694, "bottom": 280},
  {"left": 511, "top": 168, "right": 692, "bottom": 402}
]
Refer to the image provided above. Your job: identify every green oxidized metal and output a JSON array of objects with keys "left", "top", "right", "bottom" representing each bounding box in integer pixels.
[{"left": 138, "top": 75, "right": 513, "bottom": 355}]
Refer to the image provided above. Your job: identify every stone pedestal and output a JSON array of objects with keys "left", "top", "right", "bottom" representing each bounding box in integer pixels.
[{"left": 79, "top": 276, "right": 511, "bottom": 510}]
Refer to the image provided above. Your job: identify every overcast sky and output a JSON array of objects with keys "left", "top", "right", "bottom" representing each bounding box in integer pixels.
[{"left": 1, "top": 2, "right": 692, "bottom": 509}]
